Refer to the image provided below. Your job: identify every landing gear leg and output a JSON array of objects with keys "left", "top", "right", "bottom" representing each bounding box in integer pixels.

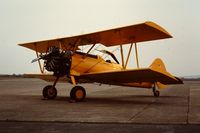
[
  {"left": 42, "top": 76, "right": 59, "bottom": 99},
  {"left": 152, "top": 83, "right": 160, "bottom": 97}
]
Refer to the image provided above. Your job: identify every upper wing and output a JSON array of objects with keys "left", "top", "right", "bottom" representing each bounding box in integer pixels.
[
  {"left": 75, "top": 69, "right": 183, "bottom": 85},
  {"left": 18, "top": 21, "right": 172, "bottom": 53}
]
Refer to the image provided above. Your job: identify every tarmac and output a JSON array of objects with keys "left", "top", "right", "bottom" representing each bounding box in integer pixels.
[{"left": 0, "top": 77, "right": 200, "bottom": 132}]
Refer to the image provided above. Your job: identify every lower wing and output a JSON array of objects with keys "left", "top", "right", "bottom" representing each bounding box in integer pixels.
[
  {"left": 23, "top": 73, "right": 70, "bottom": 82},
  {"left": 24, "top": 69, "right": 182, "bottom": 88},
  {"left": 75, "top": 68, "right": 183, "bottom": 86}
]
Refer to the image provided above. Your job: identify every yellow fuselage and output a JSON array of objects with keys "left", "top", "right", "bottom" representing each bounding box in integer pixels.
[
  {"left": 71, "top": 52, "right": 152, "bottom": 88},
  {"left": 71, "top": 52, "right": 122, "bottom": 73}
]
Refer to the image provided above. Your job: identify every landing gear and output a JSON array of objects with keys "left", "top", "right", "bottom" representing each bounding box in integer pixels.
[
  {"left": 41, "top": 74, "right": 87, "bottom": 102},
  {"left": 153, "top": 90, "right": 160, "bottom": 97},
  {"left": 70, "top": 86, "right": 86, "bottom": 102},
  {"left": 43, "top": 85, "right": 57, "bottom": 99},
  {"left": 38, "top": 46, "right": 74, "bottom": 100},
  {"left": 152, "top": 83, "right": 160, "bottom": 97},
  {"left": 42, "top": 76, "right": 59, "bottom": 99}
]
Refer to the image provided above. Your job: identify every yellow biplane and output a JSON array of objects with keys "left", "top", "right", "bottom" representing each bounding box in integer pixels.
[{"left": 19, "top": 21, "right": 183, "bottom": 102}]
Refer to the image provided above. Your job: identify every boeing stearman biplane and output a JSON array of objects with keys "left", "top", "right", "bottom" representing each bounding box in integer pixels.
[{"left": 19, "top": 21, "right": 183, "bottom": 102}]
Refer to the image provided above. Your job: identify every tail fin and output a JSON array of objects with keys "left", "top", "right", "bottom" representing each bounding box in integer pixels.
[
  {"left": 149, "top": 58, "right": 183, "bottom": 88},
  {"left": 149, "top": 58, "right": 167, "bottom": 73},
  {"left": 150, "top": 58, "right": 168, "bottom": 89}
]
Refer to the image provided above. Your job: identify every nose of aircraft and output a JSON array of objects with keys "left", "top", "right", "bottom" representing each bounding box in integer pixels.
[{"left": 40, "top": 46, "right": 72, "bottom": 77}]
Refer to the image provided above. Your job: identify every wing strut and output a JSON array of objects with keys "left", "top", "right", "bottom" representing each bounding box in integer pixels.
[
  {"left": 134, "top": 43, "right": 140, "bottom": 68},
  {"left": 58, "top": 40, "right": 63, "bottom": 50},
  {"left": 125, "top": 43, "right": 133, "bottom": 68},
  {"left": 72, "top": 44, "right": 96, "bottom": 70},
  {"left": 120, "top": 45, "right": 125, "bottom": 69},
  {"left": 86, "top": 44, "right": 96, "bottom": 55},
  {"left": 34, "top": 44, "right": 44, "bottom": 73}
]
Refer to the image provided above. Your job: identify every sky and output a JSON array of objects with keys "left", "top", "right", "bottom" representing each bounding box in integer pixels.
[{"left": 0, "top": 0, "right": 199, "bottom": 77}]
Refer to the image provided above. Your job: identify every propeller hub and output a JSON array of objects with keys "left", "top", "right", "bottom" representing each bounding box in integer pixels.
[{"left": 42, "top": 46, "right": 72, "bottom": 77}]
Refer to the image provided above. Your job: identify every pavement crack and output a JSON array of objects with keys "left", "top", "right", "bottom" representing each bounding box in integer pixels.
[
  {"left": 186, "top": 85, "right": 190, "bottom": 124},
  {"left": 128, "top": 99, "right": 156, "bottom": 121}
]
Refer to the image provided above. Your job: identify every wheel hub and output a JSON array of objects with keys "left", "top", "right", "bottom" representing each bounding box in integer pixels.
[
  {"left": 47, "top": 88, "right": 55, "bottom": 96},
  {"left": 75, "top": 90, "right": 84, "bottom": 99}
]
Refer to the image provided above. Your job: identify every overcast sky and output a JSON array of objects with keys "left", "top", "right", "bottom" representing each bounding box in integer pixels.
[{"left": 0, "top": 0, "right": 199, "bottom": 76}]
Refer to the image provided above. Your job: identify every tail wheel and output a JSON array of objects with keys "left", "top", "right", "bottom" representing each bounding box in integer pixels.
[
  {"left": 153, "top": 90, "right": 160, "bottom": 97},
  {"left": 152, "top": 83, "right": 160, "bottom": 97},
  {"left": 70, "top": 86, "right": 86, "bottom": 102},
  {"left": 43, "top": 85, "right": 57, "bottom": 99}
]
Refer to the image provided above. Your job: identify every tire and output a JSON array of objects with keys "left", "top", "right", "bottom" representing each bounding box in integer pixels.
[
  {"left": 42, "top": 85, "right": 57, "bottom": 99},
  {"left": 153, "top": 90, "right": 160, "bottom": 97},
  {"left": 70, "top": 86, "right": 86, "bottom": 102}
]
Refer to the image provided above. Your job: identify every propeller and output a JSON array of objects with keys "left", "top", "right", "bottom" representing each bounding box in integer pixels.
[{"left": 32, "top": 46, "right": 72, "bottom": 77}]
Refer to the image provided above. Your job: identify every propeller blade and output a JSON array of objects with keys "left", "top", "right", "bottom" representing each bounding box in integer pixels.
[{"left": 31, "top": 57, "right": 41, "bottom": 63}]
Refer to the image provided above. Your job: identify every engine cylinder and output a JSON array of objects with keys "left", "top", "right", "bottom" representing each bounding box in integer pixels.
[{"left": 42, "top": 46, "right": 72, "bottom": 77}]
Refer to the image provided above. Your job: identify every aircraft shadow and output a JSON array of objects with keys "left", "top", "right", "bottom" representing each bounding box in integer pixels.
[
  {"left": 3, "top": 94, "right": 185, "bottom": 105},
  {"left": 54, "top": 95, "right": 184, "bottom": 105}
]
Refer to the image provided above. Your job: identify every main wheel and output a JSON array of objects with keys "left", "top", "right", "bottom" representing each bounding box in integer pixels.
[
  {"left": 70, "top": 86, "right": 86, "bottom": 102},
  {"left": 42, "top": 85, "right": 57, "bottom": 99},
  {"left": 153, "top": 90, "right": 160, "bottom": 97}
]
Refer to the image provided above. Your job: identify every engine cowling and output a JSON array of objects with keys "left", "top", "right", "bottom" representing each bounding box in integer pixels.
[{"left": 41, "top": 46, "right": 72, "bottom": 77}]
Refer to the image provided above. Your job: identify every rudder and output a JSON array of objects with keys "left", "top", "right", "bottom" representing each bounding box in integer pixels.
[
  {"left": 149, "top": 58, "right": 167, "bottom": 73},
  {"left": 150, "top": 58, "right": 168, "bottom": 89}
]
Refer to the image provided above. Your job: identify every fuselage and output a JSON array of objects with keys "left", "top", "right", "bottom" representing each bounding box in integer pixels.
[
  {"left": 71, "top": 51, "right": 152, "bottom": 88},
  {"left": 71, "top": 51, "right": 123, "bottom": 74}
]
